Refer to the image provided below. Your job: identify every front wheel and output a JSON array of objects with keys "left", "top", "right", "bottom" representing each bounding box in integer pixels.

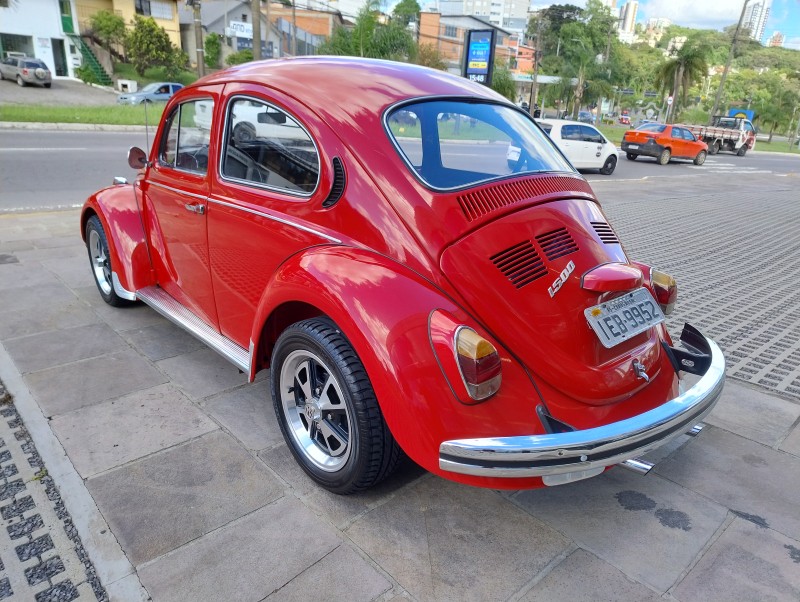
[
  {"left": 271, "top": 318, "right": 401, "bottom": 494},
  {"left": 657, "top": 148, "right": 671, "bottom": 165},
  {"left": 694, "top": 150, "right": 707, "bottom": 166},
  {"left": 737, "top": 144, "right": 748, "bottom": 157},
  {"left": 626, "top": 152, "right": 637, "bottom": 161},
  {"left": 85, "top": 216, "right": 132, "bottom": 307},
  {"left": 600, "top": 154, "right": 617, "bottom": 175},
  {"left": 16, "top": 75, "right": 25, "bottom": 87}
]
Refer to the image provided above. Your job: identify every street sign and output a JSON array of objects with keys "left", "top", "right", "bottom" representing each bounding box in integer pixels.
[
  {"left": 667, "top": 96, "right": 673, "bottom": 105},
  {"left": 621, "top": 88, "right": 634, "bottom": 95},
  {"left": 644, "top": 91, "right": 658, "bottom": 98}
]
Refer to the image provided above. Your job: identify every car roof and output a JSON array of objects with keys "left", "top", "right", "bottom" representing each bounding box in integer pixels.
[{"left": 536, "top": 118, "right": 601, "bottom": 127}]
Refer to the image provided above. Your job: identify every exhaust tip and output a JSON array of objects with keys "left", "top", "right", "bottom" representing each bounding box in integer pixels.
[{"left": 619, "top": 458, "right": 654, "bottom": 475}]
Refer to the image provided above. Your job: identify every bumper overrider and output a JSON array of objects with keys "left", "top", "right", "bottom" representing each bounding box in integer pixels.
[{"left": 439, "top": 324, "right": 725, "bottom": 481}]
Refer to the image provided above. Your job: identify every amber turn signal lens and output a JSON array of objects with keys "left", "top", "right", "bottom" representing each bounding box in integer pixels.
[
  {"left": 651, "top": 269, "right": 677, "bottom": 315},
  {"left": 455, "top": 327, "right": 502, "bottom": 400}
]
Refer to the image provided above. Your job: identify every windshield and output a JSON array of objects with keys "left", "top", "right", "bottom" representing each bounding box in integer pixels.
[
  {"left": 637, "top": 123, "right": 667, "bottom": 133},
  {"left": 141, "top": 83, "right": 160, "bottom": 93},
  {"left": 386, "top": 100, "right": 574, "bottom": 190}
]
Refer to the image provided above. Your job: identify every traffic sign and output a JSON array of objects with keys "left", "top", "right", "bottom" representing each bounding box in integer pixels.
[{"left": 667, "top": 96, "right": 673, "bottom": 105}]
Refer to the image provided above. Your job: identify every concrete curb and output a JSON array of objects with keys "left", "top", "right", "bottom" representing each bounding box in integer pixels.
[
  {"left": 0, "top": 343, "right": 149, "bottom": 601},
  {"left": 0, "top": 122, "right": 147, "bottom": 132}
]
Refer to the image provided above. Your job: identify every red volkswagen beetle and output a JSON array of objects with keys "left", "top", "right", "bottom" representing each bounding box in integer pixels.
[{"left": 81, "top": 57, "right": 725, "bottom": 494}]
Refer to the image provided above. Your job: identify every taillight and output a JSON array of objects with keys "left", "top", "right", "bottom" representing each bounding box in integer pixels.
[
  {"left": 455, "top": 327, "right": 501, "bottom": 400},
  {"left": 651, "top": 269, "right": 677, "bottom": 315}
]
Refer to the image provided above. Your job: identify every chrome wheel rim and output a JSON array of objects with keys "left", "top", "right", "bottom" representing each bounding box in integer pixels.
[
  {"left": 88, "top": 229, "right": 112, "bottom": 295},
  {"left": 279, "top": 349, "right": 352, "bottom": 472}
]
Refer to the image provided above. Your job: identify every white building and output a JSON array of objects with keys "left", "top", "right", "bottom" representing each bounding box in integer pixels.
[
  {"left": 743, "top": 0, "right": 771, "bottom": 44},
  {"left": 0, "top": 0, "right": 81, "bottom": 78},
  {"left": 440, "top": 0, "right": 528, "bottom": 35},
  {"left": 618, "top": 0, "right": 638, "bottom": 34}
]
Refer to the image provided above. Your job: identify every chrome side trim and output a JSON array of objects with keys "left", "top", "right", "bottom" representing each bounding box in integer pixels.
[
  {"left": 111, "top": 272, "right": 137, "bottom": 301},
  {"left": 439, "top": 331, "right": 725, "bottom": 479},
  {"left": 149, "top": 181, "right": 207, "bottom": 201},
  {"left": 208, "top": 197, "right": 342, "bottom": 243},
  {"left": 136, "top": 286, "right": 250, "bottom": 376}
]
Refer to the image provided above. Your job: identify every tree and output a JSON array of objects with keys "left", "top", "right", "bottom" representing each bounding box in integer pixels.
[
  {"left": 204, "top": 33, "right": 223, "bottom": 69},
  {"left": 392, "top": 0, "right": 420, "bottom": 27},
  {"left": 317, "top": 1, "right": 415, "bottom": 61},
  {"left": 654, "top": 36, "right": 710, "bottom": 122},
  {"left": 414, "top": 44, "right": 446, "bottom": 70},
  {"left": 126, "top": 16, "right": 184, "bottom": 77},
  {"left": 491, "top": 65, "right": 516, "bottom": 101},
  {"left": 89, "top": 10, "right": 126, "bottom": 68}
]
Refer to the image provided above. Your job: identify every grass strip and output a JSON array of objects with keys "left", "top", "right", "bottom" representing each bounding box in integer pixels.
[{"left": 0, "top": 103, "right": 167, "bottom": 126}]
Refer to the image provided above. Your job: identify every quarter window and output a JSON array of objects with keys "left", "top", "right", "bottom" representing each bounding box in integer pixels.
[
  {"left": 158, "top": 99, "right": 213, "bottom": 174},
  {"left": 221, "top": 98, "right": 319, "bottom": 195}
]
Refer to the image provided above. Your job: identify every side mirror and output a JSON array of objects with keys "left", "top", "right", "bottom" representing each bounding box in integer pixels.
[{"left": 128, "top": 146, "right": 149, "bottom": 169}]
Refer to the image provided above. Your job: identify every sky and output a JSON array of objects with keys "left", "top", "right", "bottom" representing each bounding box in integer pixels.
[{"left": 532, "top": 0, "right": 800, "bottom": 50}]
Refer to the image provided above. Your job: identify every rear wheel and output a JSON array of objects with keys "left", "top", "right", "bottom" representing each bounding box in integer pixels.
[
  {"left": 599, "top": 154, "right": 617, "bottom": 175},
  {"left": 271, "top": 317, "right": 401, "bottom": 494},
  {"left": 657, "top": 148, "right": 671, "bottom": 165},
  {"left": 44, "top": 83, "right": 51, "bottom": 89},
  {"left": 737, "top": 144, "right": 748, "bottom": 157},
  {"left": 85, "top": 216, "right": 132, "bottom": 307},
  {"left": 708, "top": 140, "right": 720, "bottom": 155},
  {"left": 694, "top": 150, "right": 707, "bottom": 166},
  {"left": 16, "top": 75, "right": 25, "bottom": 87},
  {"left": 626, "top": 152, "right": 637, "bottom": 161}
]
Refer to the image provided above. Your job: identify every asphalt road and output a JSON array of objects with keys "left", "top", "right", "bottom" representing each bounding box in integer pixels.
[{"left": 1, "top": 128, "right": 798, "bottom": 212}]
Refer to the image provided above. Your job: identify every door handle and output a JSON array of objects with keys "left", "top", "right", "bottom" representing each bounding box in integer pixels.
[{"left": 184, "top": 203, "right": 206, "bottom": 215}]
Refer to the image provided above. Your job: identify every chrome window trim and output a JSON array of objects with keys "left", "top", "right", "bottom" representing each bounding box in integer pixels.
[
  {"left": 218, "top": 94, "right": 321, "bottom": 198},
  {"left": 382, "top": 95, "right": 576, "bottom": 193},
  {"left": 156, "top": 97, "right": 215, "bottom": 177},
  {"left": 149, "top": 181, "right": 207, "bottom": 201},
  {"left": 208, "top": 196, "right": 341, "bottom": 244}
]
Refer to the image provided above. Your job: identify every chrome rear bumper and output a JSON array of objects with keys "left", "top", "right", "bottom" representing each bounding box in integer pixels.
[{"left": 439, "top": 325, "right": 725, "bottom": 479}]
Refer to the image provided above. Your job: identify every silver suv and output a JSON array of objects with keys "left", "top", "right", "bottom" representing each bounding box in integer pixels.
[{"left": 0, "top": 56, "right": 52, "bottom": 88}]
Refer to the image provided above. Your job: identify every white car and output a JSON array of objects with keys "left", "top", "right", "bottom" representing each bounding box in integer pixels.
[{"left": 508, "top": 118, "right": 619, "bottom": 175}]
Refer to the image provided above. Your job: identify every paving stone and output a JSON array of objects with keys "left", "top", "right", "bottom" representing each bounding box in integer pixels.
[
  {"left": 51, "top": 383, "right": 218, "bottom": 478},
  {"left": 35, "top": 579, "right": 80, "bottom": 602},
  {"left": 156, "top": 348, "right": 249, "bottom": 400},
  {"left": 24, "top": 349, "right": 168, "bottom": 417},
  {"left": 0, "top": 479, "right": 25, "bottom": 501},
  {"left": 25, "top": 556, "right": 65, "bottom": 586},
  {"left": 264, "top": 544, "right": 391, "bottom": 601},
  {"left": 0, "top": 577, "right": 11, "bottom": 600},
  {"left": 779, "top": 422, "right": 800, "bottom": 457},
  {"left": 3, "top": 324, "right": 128, "bottom": 374},
  {"left": 673, "top": 518, "right": 800, "bottom": 602},
  {"left": 72, "top": 286, "right": 167, "bottom": 332},
  {"left": 86, "top": 430, "right": 284, "bottom": 565},
  {"left": 346, "top": 477, "right": 569, "bottom": 602},
  {"left": 704, "top": 380, "right": 800, "bottom": 447},
  {"left": 0, "top": 263, "right": 60, "bottom": 291},
  {"left": 8, "top": 514, "right": 44, "bottom": 540},
  {"left": 40, "top": 255, "right": 95, "bottom": 290},
  {"left": 16, "top": 534, "right": 55, "bottom": 562},
  {"left": 202, "top": 380, "right": 285, "bottom": 452},
  {"left": 122, "top": 322, "right": 205, "bottom": 362},
  {"left": 0, "top": 283, "right": 98, "bottom": 341},
  {"left": 0, "top": 495, "right": 35, "bottom": 520},
  {"left": 514, "top": 468, "right": 728, "bottom": 592},
  {"left": 138, "top": 498, "right": 340, "bottom": 602},
  {"left": 521, "top": 548, "right": 662, "bottom": 601},
  {"left": 656, "top": 427, "right": 800, "bottom": 542},
  {"left": 258, "top": 443, "right": 426, "bottom": 530}
]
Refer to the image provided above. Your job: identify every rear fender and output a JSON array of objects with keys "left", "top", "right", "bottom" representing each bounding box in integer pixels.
[
  {"left": 80, "top": 184, "right": 154, "bottom": 295},
  {"left": 249, "top": 246, "right": 545, "bottom": 483}
]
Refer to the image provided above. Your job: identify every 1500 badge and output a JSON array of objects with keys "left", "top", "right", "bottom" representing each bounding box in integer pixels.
[{"left": 548, "top": 260, "right": 575, "bottom": 298}]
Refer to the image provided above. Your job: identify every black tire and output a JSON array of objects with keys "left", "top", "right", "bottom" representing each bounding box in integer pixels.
[
  {"left": 16, "top": 75, "right": 25, "bottom": 87},
  {"left": 737, "top": 144, "right": 748, "bottom": 157},
  {"left": 694, "top": 150, "right": 707, "bottom": 166},
  {"left": 626, "top": 152, "right": 637, "bottom": 161},
  {"left": 85, "top": 216, "right": 132, "bottom": 307},
  {"left": 600, "top": 154, "right": 617, "bottom": 175},
  {"left": 233, "top": 122, "right": 256, "bottom": 144},
  {"left": 271, "top": 317, "right": 401, "bottom": 494},
  {"left": 657, "top": 148, "right": 671, "bottom": 165},
  {"left": 708, "top": 140, "right": 720, "bottom": 155},
  {"left": 44, "top": 83, "right": 51, "bottom": 89}
]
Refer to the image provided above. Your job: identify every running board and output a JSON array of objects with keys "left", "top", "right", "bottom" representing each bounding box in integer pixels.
[{"left": 136, "top": 286, "right": 251, "bottom": 376}]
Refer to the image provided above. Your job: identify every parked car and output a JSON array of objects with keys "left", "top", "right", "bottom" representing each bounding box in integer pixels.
[
  {"left": 507, "top": 119, "right": 619, "bottom": 175},
  {"left": 82, "top": 57, "right": 724, "bottom": 494},
  {"left": 577, "top": 110, "right": 595, "bottom": 123},
  {"left": 621, "top": 123, "right": 708, "bottom": 165},
  {"left": 0, "top": 56, "right": 52, "bottom": 88},
  {"left": 117, "top": 82, "right": 183, "bottom": 105},
  {"left": 618, "top": 113, "right": 631, "bottom": 126}
]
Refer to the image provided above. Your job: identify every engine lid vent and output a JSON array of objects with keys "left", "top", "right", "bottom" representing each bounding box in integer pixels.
[
  {"left": 536, "top": 227, "right": 578, "bottom": 260},
  {"left": 491, "top": 241, "right": 547, "bottom": 288},
  {"left": 591, "top": 221, "right": 619, "bottom": 244}
]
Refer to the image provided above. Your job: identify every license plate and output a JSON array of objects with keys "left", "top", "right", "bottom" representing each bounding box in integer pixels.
[
  {"left": 627, "top": 144, "right": 639, "bottom": 149},
  {"left": 584, "top": 288, "right": 664, "bottom": 348}
]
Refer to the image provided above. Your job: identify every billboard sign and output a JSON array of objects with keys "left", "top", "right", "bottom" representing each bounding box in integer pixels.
[{"left": 462, "top": 29, "right": 496, "bottom": 86}]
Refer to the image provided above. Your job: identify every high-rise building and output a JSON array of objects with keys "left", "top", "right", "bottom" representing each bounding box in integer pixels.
[
  {"left": 767, "top": 31, "right": 784, "bottom": 47},
  {"left": 619, "top": 0, "right": 638, "bottom": 34},
  {"left": 743, "top": 0, "right": 772, "bottom": 44},
  {"left": 439, "top": 0, "right": 528, "bottom": 34}
]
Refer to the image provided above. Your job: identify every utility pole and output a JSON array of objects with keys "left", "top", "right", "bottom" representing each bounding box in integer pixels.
[
  {"left": 709, "top": 0, "right": 749, "bottom": 123},
  {"left": 265, "top": 0, "right": 272, "bottom": 57},
  {"left": 252, "top": 0, "right": 262, "bottom": 60},
  {"left": 191, "top": 0, "right": 204, "bottom": 77},
  {"left": 291, "top": 0, "right": 297, "bottom": 56},
  {"left": 528, "top": 17, "right": 544, "bottom": 114}
]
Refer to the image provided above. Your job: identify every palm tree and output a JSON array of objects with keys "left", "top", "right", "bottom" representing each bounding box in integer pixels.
[{"left": 654, "top": 38, "right": 710, "bottom": 123}]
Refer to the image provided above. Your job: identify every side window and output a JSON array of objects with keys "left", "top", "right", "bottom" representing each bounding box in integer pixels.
[
  {"left": 221, "top": 97, "right": 320, "bottom": 195},
  {"left": 561, "top": 124, "right": 582, "bottom": 140},
  {"left": 744, "top": 122, "right": 754, "bottom": 133},
  {"left": 684, "top": 129, "right": 696, "bottom": 141},
  {"left": 580, "top": 126, "right": 604, "bottom": 143},
  {"left": 539, "top": 124, "right": 553, "bottom": 136},
  {"left": 158, "top": 99, "right": 213, "bottom": 174}
]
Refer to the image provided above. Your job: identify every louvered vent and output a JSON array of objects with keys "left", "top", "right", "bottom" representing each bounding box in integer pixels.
[
  {"left": 536, "top": 227, "right": 578, "bottom": 260},
  {"left": 591, "top": 221, "right": 619, "bottom": 244},
  {"left": 491, "top": 241, "right": 547, "bottom": 288},
  {"left": 322, "top": 157, "right": 346, "bottom": 208},
  {"left": 458, "top": 176, "right": 594, "bottom": 221}
]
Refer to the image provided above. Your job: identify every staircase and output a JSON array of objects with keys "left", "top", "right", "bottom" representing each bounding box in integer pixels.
[{"left": 67, "top": 34, "right": 113, "bottom": 86}]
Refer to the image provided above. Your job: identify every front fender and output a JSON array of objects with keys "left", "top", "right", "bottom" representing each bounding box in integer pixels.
[
  {"left": 81, "top": 183, "right": 154, "bottom": 294},
  {"left": 250, "top": 246, "right": 546, "bottom": 487}
]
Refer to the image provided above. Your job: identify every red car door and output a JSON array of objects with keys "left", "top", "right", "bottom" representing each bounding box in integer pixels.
[{"left": 143, "top": 89, "right": 223, "bottom": 326}]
